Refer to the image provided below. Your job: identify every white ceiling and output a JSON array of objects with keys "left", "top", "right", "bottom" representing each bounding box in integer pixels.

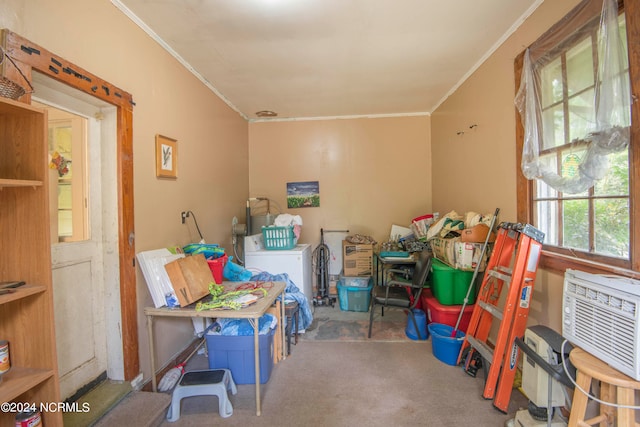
[{"left": 112, "top": 0, "right": 542, "bottom": 121}]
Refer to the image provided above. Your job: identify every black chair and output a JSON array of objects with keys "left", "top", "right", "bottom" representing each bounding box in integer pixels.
[{"left": 368, "top": 250, "right": 432, "bottom": 339}]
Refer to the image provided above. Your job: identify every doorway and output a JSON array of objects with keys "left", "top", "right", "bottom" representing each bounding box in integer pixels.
[
  {"left": 4, "top": 28, "right": 138, "bottom": 382},
  {"left": 33, "top": 74, "right": 123, "bottom": 399}
]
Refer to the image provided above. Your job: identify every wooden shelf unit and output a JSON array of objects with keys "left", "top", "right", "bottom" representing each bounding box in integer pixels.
[{"left": 0, "top": 97, "right": 62, "bottom": 426}]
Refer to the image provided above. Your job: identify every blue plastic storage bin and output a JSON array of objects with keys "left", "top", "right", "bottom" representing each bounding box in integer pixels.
[
  {"left": 206, "top": 327, "right": 275, "bottom": 384},
  {"left": 337, "top": 280, "right": 373, "bottom": 312}
]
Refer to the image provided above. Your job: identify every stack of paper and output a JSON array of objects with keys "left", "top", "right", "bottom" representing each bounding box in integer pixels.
[
  {"left": 137, "top": 249, "right": 185, "bottom": 308},
  {"left": 233, "top": 294, "right": 259, "bottom": 307}
]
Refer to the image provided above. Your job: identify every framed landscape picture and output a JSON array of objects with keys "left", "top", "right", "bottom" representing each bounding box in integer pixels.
[{"left": 287, "top": 181, "right": 320, "bottom": 208}]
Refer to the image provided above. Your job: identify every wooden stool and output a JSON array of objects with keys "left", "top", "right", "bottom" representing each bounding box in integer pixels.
[
  {"left": 284, "top": 300, "right": 300, "bottom": 355},
  {"left": 569, "top": 348, "right": 640, "bottom": 427}
]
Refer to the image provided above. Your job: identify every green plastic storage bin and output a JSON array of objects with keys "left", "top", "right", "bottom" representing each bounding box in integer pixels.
[{"left": 431, "top": 258, "right": 476, "bottom": 305}]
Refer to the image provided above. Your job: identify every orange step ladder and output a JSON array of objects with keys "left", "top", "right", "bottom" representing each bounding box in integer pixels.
[{"left": 457, "top": 222, "right": 544, "bottom": 413}]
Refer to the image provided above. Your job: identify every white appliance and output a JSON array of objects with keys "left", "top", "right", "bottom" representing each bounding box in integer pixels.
[
  {"left": 563, "top": 269, "right": 640, "bottom": 380},
  {"left": 522, "top": 328, "right": 566, "bottom": 408},
  {"left": 512, "top": 326, "right": 568, "bottom": 427},
  {"left": 244, "top": 243, "right": 313, "bottom": 304}
]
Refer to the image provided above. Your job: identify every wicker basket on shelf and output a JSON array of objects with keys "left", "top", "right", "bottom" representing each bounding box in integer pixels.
[{"left": 0, "top": 46, "right": 33, "bottom": 100}]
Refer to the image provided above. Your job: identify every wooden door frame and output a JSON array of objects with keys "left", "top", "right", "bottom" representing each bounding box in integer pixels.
[{"left": 1, "top": 29, "right": 139, "bottom": 380}]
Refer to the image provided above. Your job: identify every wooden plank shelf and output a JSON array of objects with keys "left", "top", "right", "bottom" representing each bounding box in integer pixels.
[
  {"left": 0, "top": 285, "right": 46, "bottom": 305},
  {"left": 0, "top": 179, "right": 43, "bottom": 188},
  {"left": 0, "top": 367, "right": 55, "bottom": 403}
]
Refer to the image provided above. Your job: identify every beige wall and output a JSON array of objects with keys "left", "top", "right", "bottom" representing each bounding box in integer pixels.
[
  {"left": 1, "top": 0, "right": 249, "bottom": 382},
  {"left": 431, "top": 0, "right": 584, "bottom": 331},
  {"left": 248, "top": 116, "right": 432, "bottom": 246}
]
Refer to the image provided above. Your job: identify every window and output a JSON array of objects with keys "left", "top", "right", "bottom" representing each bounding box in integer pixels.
[
  {"left": 515, "top": 0, "right": 639, "bottom": 274},
  {"left": 45, "top": 107, "right": 90, "bottom": 243}
]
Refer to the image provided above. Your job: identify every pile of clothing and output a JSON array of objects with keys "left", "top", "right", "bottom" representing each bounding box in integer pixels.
[{"left": 250, "top": 271, "right": 313, "bottom": 332}]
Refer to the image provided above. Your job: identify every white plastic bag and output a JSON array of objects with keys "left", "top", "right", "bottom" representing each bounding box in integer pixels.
[{"left": 516, "top": 0, "right": 630, "bottom": 194}]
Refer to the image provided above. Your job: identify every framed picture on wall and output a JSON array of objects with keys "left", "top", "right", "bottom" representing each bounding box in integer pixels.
[
  {"left": 155, "top": 134, "right": 177, "bottom": 179},
  {"left": 287, "top": 181, "right": 320, "bottom": 208}
]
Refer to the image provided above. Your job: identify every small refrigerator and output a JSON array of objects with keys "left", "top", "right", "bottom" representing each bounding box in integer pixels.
[{"left": 244, "top": 243, "right": 313, "bottom": 304}]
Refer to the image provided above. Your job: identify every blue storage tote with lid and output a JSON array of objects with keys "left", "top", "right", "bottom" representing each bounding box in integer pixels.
[
  {"left": 206, "top": 327, "right": 275, "bottom": 384},
  {"left": 337, "top": 278, "right": 373, "bottom": 312},
  {"left": 205, "top": 315, "right": 276, "bottom": 384},
  {"left": 340, "top": 273, "right": 372, "bottom": 288}
]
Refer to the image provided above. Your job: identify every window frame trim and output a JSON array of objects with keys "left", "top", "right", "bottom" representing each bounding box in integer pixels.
[{"left": 515, "top": 0, "right": 640, "bottom": 276}]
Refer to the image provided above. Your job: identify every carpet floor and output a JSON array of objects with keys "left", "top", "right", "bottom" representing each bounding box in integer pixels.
[
  {"left": 154, "top": 305, "right": 529, "bottom": 426},
  {"left": 157, "top": 341, "right": 527, "bottom": 427},
  {"left": 301, "top": 304, "right": 412, "bottom": 341}
]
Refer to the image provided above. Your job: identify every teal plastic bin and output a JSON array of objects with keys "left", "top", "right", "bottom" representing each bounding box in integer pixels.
[{"left": 337, "top": 279, "right": 373, "bottom": 312}]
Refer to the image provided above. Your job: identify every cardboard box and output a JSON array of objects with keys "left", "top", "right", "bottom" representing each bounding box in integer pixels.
[
  {"left": 430, "top": 237, "right": 458, "bottom": 268},
  {"left": 460, "top": 224, "right": 496, "bottom": 243},
  {"left": 431, "top": 237, "right": 490, "bottom": 271},
  {"left": 164, "top": 254, "right": 213, "bottom": 306},
  {"left": 454, "top": 241, "right": 490, "bottom": 271},
  {"left": 342, "top": 240, "right": 373, "bottom": 277}
]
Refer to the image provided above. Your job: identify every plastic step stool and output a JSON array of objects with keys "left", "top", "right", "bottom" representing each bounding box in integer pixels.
[{"left": 166, "top": 369, "right": 237, "bottom": 421}]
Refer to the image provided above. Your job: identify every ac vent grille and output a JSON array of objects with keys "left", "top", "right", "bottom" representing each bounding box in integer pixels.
[{"left": 563, "top": 270, "right": 640, "bottom": 380}]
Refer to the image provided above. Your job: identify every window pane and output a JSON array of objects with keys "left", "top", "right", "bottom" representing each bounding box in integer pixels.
[
  {"left": 566, "top": 38, "right": 594, "bottom": 96},
  {"left": 58, "top": 183, "right": 72, "bottom": 210},
  {"left": 594, "top": 149, "right": 629, "bottom": 196},
  {"left": 47, "top": 113, "right": 89, "bottom": 243},
  {"left": 58, "top": 210, "right": 73, "bottom": 238},
  {"left": 560, "top": 151, "right": 582, "bottom": 179},
  {"left": 563, "top": 199, "right": 588, "bottom": 250},
  {"left": 542, "top": 105, "right": 565, "bottom": 149},
  {"left": 594, "top": 198, "right": 629, "bottom": 257},
  {"left": 538, "top": 151, "right": 560, "bottom": 175},
  {"left": 535, "top": 175, "right": 558, "bottom": 200},
  {"left": 561, "top": 147, "right": 589, "bottom": 197},
  {"left": 540, "top": 57, "right": 563, "bottom": 107},
  {"left": 533, "top": 200, "right": 558, "bottom": 246},
  {"left": 568, "top": 88, "right": 596, "bottom": 141}
]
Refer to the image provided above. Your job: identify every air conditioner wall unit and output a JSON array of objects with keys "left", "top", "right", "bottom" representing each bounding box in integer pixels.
[{"left": 562, "top": 269, "right": 640, "bottom": 380}]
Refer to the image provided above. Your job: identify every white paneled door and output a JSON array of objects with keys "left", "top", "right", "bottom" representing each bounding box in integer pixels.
[{"left": 35, "top": 84, "right": 119, "bottom": 400}]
